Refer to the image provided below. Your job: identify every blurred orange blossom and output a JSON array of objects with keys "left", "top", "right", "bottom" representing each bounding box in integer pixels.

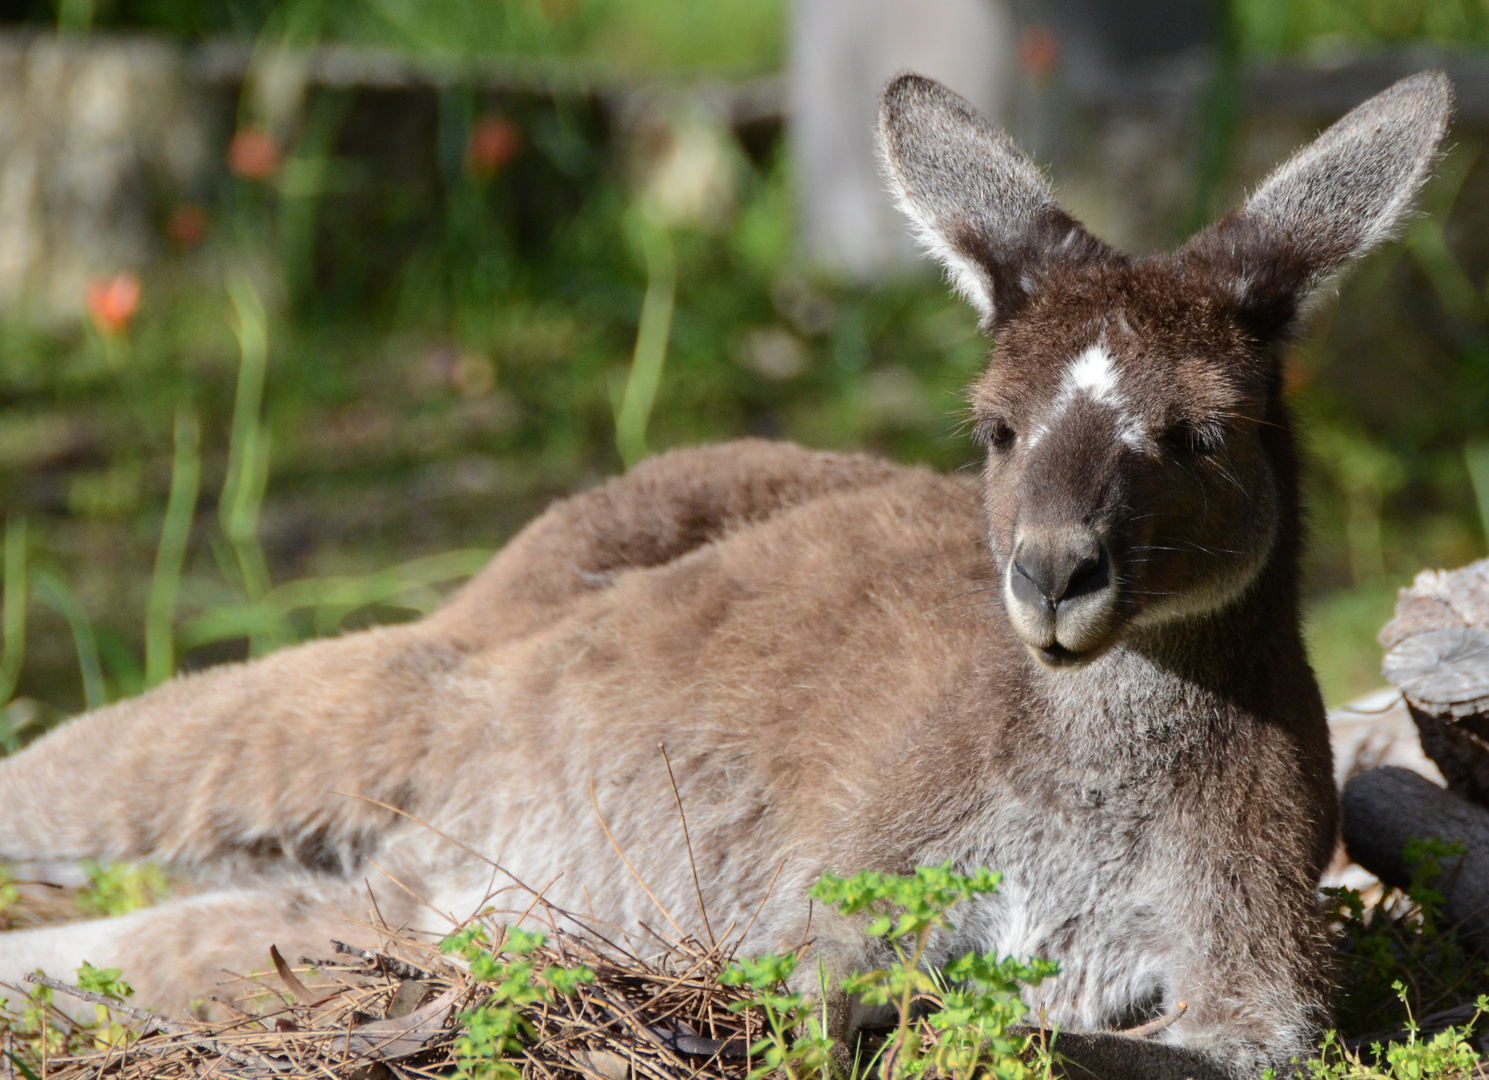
[
  {"left": 229, "top": 129, "right": 282, "bottom": 180},
  {"left": 166, "top": 203, "right": 209, "bottom": 247},
  {"left": 467, "top": 116, "right": 522, "bottom": 178},
  {"left": 1018, "top": 25, "right": 1060, "bottom": 81},
  {"left": 87, "top": 272, "right": 141, "bottom": 335}
]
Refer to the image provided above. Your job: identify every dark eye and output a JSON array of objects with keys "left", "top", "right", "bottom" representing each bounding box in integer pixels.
[
  {"left": 1162, "top": 421, "right": 1223, "bottom": 457},
  {"left": 974, "top": 418, "right": 1017, "bottom": 450}
]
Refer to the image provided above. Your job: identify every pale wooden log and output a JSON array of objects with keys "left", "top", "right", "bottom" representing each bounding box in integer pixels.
[
  {"left": 789, "top": 0, "right": 1013, "bottom": 276},
  {"left": 1327, "top": 687, "right": 1445, "bottom": 790},
  {"left": 1379, "top": 558, "right": 1489, "bottom": 806}
]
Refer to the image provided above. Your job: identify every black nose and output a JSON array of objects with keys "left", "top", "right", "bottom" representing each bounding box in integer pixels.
[{"left": 1011, "top": 536, "right": 1110, "bottom": 612}]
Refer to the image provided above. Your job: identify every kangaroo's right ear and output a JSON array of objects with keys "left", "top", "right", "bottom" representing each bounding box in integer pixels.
[
  {"left": 877, "top": 74, "right": 1114, "bottom": 330},
  {"left": 1184, "top": 70, "right": 1454, "bottom": 339}
]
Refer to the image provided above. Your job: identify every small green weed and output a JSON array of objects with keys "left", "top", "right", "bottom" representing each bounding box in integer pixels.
[
  {"left": 1281, "top": 835, "right": 1489, "bottom": 1079},
  {"left": 73, "top": 860, "right": 169, "bottom": 918},
  {"left": 7, "top": 857, "right": 1489, "bottom": 1079},
  {"left": 440, "top": 925, "right": 596, "bottom": 1080},
  {"left": 74, "top": 961, "right": 134, "bottom": 1049},
  {"left": 0, "top": 865, "right": 18, "bottom": 920},
  {"left": 814, "top": 863, "right": 1056, "bottom": 1080},
  {"left": 0, "top": 961, "right": 138, "bottom": 1071},
  {"left": 7, "top": 976, "right": 67, "bottom": 1062},
  {"left": 718, "top": 952, "right": 835, "bottom": 1080},
  {"left": 1327, "top": 838, "right": 1487, "bottom": 1038},
  {"left": 1279, "top": 986, "right": 1487, "bottom": 1080},
  {"left": 435, "top": 864, "right": 1055, "bottom": 1080},
  {"left": 925, "top": 950, "right": 1060, "bottom": 1080},
  {"left": 719, "top": 863, "right": 1056, "bottom": 1080},
  {"left": 431, "top": 860, "right": 1489, "bottom": 1080}
]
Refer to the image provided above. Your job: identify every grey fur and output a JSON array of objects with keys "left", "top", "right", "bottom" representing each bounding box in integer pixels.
[{"left": 881, "top": 70, "right": 1452, "bottom": 334}]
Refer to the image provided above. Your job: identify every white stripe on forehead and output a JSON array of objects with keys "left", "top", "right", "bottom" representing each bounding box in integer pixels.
[
  {"left": 1065, "top": 345, "right": 1119, "bottom": 401},
  {"left": 1026, "top": 344, "right": 1144, "bottom": 451}
]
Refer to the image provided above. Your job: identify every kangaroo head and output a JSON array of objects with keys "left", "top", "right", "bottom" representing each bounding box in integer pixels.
[{"left": 879, "top": 72, "right": 1452, "bottom": 667}]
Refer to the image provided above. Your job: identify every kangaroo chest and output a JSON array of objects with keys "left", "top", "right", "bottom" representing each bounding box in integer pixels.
[{"left": 933, "top": 657, "right": 1236, "bottom": 1031}]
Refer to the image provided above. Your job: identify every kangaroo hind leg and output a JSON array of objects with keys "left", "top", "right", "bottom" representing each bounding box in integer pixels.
[
  {"left": 0, "top": 878, "right": 410, "bottom": 1022},
  {"left": 0, "top": 621, "right": 453, "bottom": 873}
]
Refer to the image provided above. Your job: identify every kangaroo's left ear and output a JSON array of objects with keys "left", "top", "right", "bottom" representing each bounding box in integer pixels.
[{"left": 1184, "top": 70, "right": 1454, "bottom": 340}]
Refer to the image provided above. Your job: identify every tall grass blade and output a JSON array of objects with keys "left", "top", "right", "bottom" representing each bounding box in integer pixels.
[
  {"left": 616, "top": 214, "right": 676, "bottom": 468},
  {"left": 95, "top": 628, "right": 143, "bottom": 701},
  {"left": 178, "top": 548, "right": 491, "bottom": 649},
  {"left": 223, "top": 273, "right": 278, "bottom": 653},
  {"left": 1467, "top": 439, "right": 1489, "bottom": 551},
  {"left": 1407, "top": 142, "right": 1483, "bottom": 322},
  {"left": 0, "top": 517, "right": 26, "bottom": 708},
  {"left": 31, "top": 570, "right": 105, "bottom": 710},
  {"left": 145, "top": 406, "right": 202, "bottom": 687},
  {"left": 55, "top": 0, "right": 94, "bottom": 33},
  {"left": 1408, "top": 221, "right": 1483, "bottom": 322}
]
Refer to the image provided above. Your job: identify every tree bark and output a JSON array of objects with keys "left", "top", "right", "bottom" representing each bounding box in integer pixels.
[{"left": 1379, "top": 559, "right": 1489, "bottom": 806}]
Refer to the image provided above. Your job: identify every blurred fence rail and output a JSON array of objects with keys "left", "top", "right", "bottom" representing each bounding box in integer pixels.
[
  {"left": 1246, "top": 49, "right": 1489, "bottom": 120},
  {"left": 190, "top": 38, "right": 785, "bottom": 117},
  {"left": 8, "top": 28, "right": 1489, "bottom": 322}
]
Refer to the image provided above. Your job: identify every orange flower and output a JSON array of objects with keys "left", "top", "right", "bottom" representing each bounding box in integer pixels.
[
  {"left": 87, "top": 273, "right": 141, "bottom": 335},
  {"left": 1017, "top": 25, "right": 1059, "bottom": 81},
  {"left": 467, "top": 116, "right": 522, "bottom": 178},
  {"left": 165, "top": 203, "right": 208, "bottom": 247},
  {"left": 228, "top": 129, "right": 282, "bottom": 181}
]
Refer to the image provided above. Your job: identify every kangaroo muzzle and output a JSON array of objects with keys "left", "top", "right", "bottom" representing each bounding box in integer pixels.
[{"left": 1005, "top": 527, "right": 1118, "bottom": 663}]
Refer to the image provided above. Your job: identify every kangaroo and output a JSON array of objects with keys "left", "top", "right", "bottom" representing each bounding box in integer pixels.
[{"left": 0, "top": 72, "right": 1453, "bottom": 1079}]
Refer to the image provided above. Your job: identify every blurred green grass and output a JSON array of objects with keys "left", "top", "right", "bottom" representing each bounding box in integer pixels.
[
  {"left": 0, "top": 129, "right": 996, "bottom": 726},
  {"left": 51, "top": 0, "right": 785, "bottom": 76},
  {"left": 1305, "top": 578, "right": 1408, "bottom": 707},
  {"left": 1237, "top": 0, "right": 1489, "bottom": 56}
]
